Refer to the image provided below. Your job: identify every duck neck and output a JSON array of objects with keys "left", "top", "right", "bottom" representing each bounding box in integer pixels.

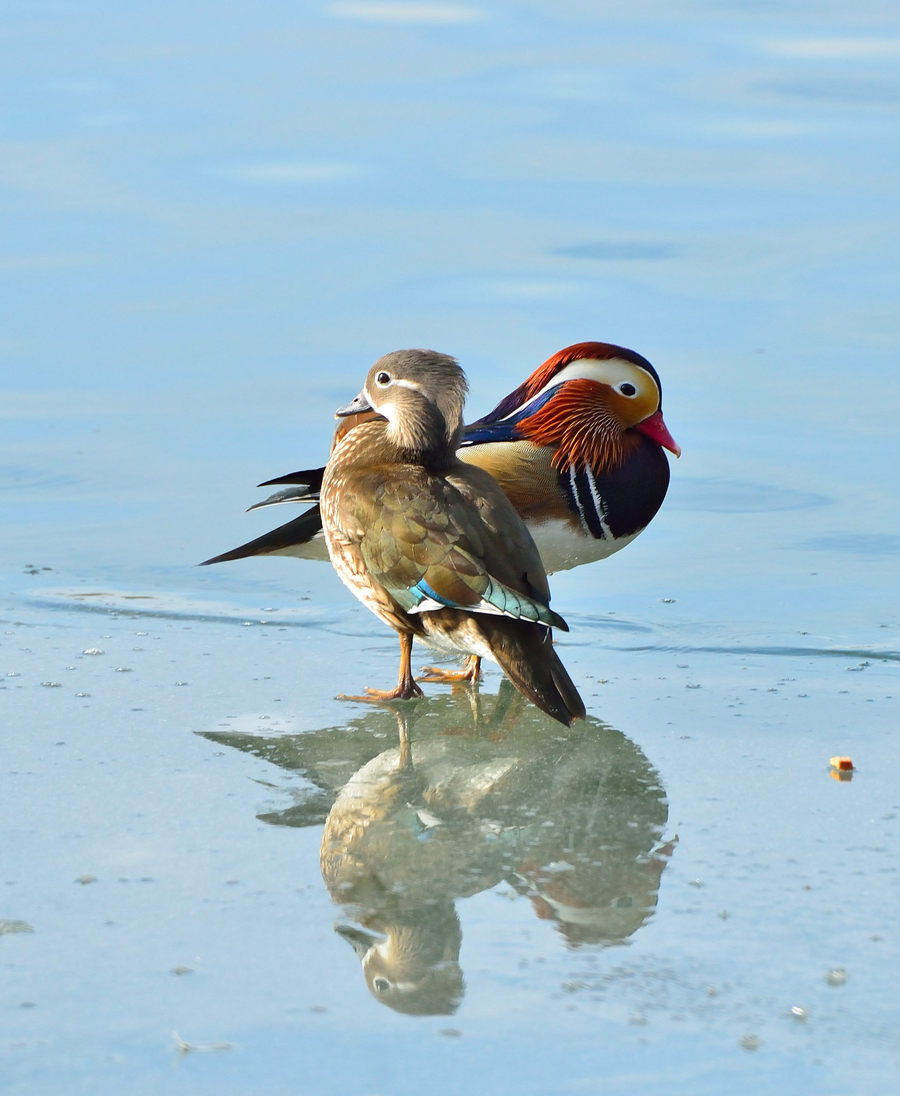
[{"left": 387, "top": 403, "right": 460, "bottom": 470}]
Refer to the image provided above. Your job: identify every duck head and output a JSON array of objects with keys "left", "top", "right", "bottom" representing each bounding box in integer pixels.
[
  {"left": 337, "top": 349, "right": 468, "bottom": 461},
  {"left": 478, "top": 341, "right": 680, "bottom": 473}
]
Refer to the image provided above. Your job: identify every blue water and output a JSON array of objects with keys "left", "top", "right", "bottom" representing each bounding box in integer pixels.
[{"left": 2, "top": 3, "right": 899, "bottom": 1094}]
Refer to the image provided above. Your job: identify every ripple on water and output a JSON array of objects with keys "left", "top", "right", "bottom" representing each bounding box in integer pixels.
[
  {"left": 568, "top": 614, "right": 900, "bottom": 663},
  {"left": 668, "top": 477, "right": 830, "bottom": 513},
  {"left": 800, "top": 533, "right": 900, "bottom": 556},
  {"left": 0, "top": 464, "right": 90, "bottom": 495},
  {"left": 23, "top": 589, "right": 331, "bottom": 629}
]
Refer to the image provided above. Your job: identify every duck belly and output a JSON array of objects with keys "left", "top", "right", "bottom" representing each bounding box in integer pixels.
[{"left": 527, "top": 517, "right": 642, "bottom": 574}]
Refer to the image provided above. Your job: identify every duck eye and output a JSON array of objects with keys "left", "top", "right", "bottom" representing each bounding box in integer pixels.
[
  {"left": 619, "top": 382, "right": 637, "bottom": 397},
  {"left": 375, "top": 371, "right": 391, "bottom": 386}
]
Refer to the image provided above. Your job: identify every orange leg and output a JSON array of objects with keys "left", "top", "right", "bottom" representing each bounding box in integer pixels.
[
  {"left": 338, "top": 632, "right": 425, "bottom": 702},
  {"left": 417, "top": 654, "right": 482, "bottom": 685}
]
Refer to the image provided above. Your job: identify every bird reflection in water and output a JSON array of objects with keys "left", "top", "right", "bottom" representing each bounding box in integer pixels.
[{"left": 202, "top": 683, "right": 674, "bottom": 1015}]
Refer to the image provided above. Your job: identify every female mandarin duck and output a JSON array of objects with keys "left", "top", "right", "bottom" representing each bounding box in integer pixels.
[
  {"left": 203, "top": 341, "right": 679, "bottom": 576},
  {"left": 317, "top": 349, "right": 585, "bottom": 727}
]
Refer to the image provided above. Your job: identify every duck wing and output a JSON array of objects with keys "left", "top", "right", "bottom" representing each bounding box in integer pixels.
[{"left": 338, "top": 465, "right": 566, "bottom": 631}]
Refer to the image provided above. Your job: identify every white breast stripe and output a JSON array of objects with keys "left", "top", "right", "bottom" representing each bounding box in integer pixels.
[
  {"left": 568, "top": 467, "right": 591, "bottom": 536},
  {"left": 583, "top": 466, "right": 614, "bottom": 540}
]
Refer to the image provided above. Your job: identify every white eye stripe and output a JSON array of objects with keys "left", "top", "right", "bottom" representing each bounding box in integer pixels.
[
  {"left": 504, "top": 358, "right": 656, "bottom": 419},
  {"left": 365, "top": 375, "right": 424, "bottom": 407},
  {"left": 369, "top": 375, "right": 422, "bottom": 393}
]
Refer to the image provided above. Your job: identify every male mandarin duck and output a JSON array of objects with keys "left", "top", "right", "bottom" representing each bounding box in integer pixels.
[
  {"left": 457, "top": 341, "right": 680, "bottom": 572},
  {"left": 316, "top": 349, "right": 586, "bottom": 726},
  {"left": 203, "top": 341, "right": 679, "bottom": 576}
]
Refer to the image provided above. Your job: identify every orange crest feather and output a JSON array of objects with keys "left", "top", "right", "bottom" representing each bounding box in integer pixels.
[{"left": 517, "top": 380, "right": 626, "bottom": 473}]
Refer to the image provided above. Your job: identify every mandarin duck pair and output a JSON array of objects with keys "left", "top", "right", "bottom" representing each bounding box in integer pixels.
[{"left": 203, "top": 342, "right": 679, "bottom": 726}]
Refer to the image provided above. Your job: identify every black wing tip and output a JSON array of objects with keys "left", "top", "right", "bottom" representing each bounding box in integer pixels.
[
  {"left": 550, "top": 610, "right": 569, "bottom": 632},
  {"left": 258, "top": 466, "right": 325, "bottom": 489},
  {"left": 199, "top": 505, "right": 324, "bottom": 567},
  {"left": 198, "top": 548, "right": 249, "bottom": 566}
]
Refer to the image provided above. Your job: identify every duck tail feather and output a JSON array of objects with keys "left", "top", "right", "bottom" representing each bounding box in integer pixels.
[
  {"left": 200, "top": 505, "right": 327, "bottom": 565},
  {"left": 485, "top": 620, "right": 585, "bottom": 727}
]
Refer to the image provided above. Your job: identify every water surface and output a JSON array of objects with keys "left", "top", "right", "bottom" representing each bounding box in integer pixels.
[{"left": 2, "top": 2, "right": 898, "bottom": 1093}]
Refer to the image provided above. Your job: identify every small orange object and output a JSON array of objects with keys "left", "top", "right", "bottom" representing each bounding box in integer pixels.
[{"left": 829, "top": 756, "right": 854, "bottom": 771}]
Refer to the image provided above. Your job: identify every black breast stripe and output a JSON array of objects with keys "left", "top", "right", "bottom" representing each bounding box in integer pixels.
[{"left": 558, "top": 438, "right": 672, "bottom": 543}]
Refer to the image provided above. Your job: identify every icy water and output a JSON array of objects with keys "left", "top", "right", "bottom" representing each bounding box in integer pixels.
[{"left": 2, "top": 2, "right": 899, "bottom": 1093}]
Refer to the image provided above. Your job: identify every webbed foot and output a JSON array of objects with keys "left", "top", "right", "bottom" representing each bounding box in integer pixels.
[
  {"left": 417, "top": 655, "right": 482, "bottom": 685},
  {"left": 337, "top": 681, "right": 425, "bottom": 703}
]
